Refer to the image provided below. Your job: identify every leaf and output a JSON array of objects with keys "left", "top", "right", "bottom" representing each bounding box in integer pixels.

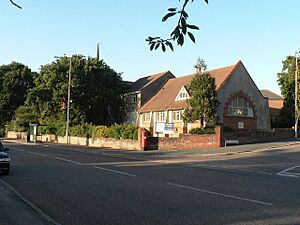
[
  {"left": 166, "top": 41, "right": 174, "bottom": 51},
  {"left": 204, "top": 0, "right": 209, "bottom": 4},
  {"left": 150, "top": 43, "right": 156, "bottom": 51},
  {"left": 187, "top": 24, "right": 199, "bottom": 30},
  {"left": 162, "top": 12, "right": 176, "bottom": 22},
  {"left": 168, "top": 7, "right": 177, "bottom": 12},
  {"left": 178, "top": 34, "right": 184, "bottom": 46},
  {"left": 155, "top": 43, "right": 160, "bottom": 50},
  {"left": 171, "top": 26, "right": 181, "bottom": 38},
  {"left": 181, "top": 17, "right": 187, "bottom": 34},
  {"left": 162, "top": 43, "right": 166, "bottom": 52},
  {"left": 182, "top": 11, "right": 188, "bottom": 19},
  {"left": 188, "top": 32, "right": 196, "bottom": 43}
]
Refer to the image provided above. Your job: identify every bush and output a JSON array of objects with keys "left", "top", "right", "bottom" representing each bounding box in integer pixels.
[
  {"left": 92, "top": 126, "right": 109, "bottom": 138},
  {"left": 189, "top": 127, "right": 215, "bottom": 134},
  {"left": 105, "top": 123, "right": 138, "bottom": 140},
  {"left": 69, "top": 124, "right": 94, "bottom": 137},
  {"left": 106, "top": 124, "right": 122, "bottom": 139}
]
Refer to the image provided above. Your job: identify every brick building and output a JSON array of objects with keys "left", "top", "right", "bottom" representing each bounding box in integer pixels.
[
  {"left": 123, "top": 71, "right": 175, "bottom": 125},
  {"left": 138, "top": 61, "right": 271, "bottom": 137}
]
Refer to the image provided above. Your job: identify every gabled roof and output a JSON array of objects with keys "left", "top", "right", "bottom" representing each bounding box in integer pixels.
[
  {"left": 127, "top": 71, "right": 173, "bottom": 94},
  {"left": 260, "top": 89, "right": 283, "bottom": 100},
  {"left": 139, "top": 61, "right": 240, "bottom": 112}
]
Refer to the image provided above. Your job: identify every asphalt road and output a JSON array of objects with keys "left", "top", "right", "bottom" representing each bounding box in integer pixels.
[{"left": 1, "top": 142, "right": 300, "bottom": 225}]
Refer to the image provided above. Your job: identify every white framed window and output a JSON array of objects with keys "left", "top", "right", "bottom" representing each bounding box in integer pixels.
[
  {"left": 143, "top": 112, "right": 151, "bottom": 122},
  {"left": 157, "top": 111, "right": 165, "bottom": 122},
  {"left": 175, "top": 86, "right": 190, "bottom": 101},
  {"left": 227, "top": 97, "right": 254, "bottom": 118},
  {"left": 172, "top": 110, "right": 182, "bottom": 122}
]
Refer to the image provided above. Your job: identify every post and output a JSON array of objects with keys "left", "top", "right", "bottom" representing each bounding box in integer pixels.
[
  {"left": 295, "top": 52, "right": 299, "bottom": 139},
  {"left": 66, "top": 58, "right": 72, "bottom": 144}
]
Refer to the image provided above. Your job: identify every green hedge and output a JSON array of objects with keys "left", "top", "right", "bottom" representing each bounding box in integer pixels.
[{"left": 189, "top": 127, "right": 215, "bottom": 135}]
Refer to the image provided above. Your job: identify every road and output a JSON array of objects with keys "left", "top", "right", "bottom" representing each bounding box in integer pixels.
[{"left": 1, "top": 141, "right": 300, "bottom": 225}]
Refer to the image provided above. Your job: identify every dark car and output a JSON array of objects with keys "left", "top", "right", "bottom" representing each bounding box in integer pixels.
[{"left": 0, "top": 142, "right": 10, "bottom": 175}]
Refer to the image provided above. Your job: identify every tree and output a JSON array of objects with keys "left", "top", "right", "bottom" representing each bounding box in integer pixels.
[
  {"left": 183, "top": 62, "right": 218, "bottom": 128},
  {"left": 25, "top": 55, "right": 126, "bottom": 126},
  {"left": 147, "top": 0, "right": 209, "bottom": 51},
  {"left": 277, "top": 55, "right": 299, "bottom": 128},
  {"left": 0, "top": 62, "right": 35, "bottom": 135}
]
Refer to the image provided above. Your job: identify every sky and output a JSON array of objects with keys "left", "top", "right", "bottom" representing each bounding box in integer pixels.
[{"left": 1, "top": 0, "right": 300, "bottom": 95}]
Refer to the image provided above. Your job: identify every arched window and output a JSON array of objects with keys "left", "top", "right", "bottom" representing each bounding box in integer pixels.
[{"left": 227, "top": 96, "right": 254, "bottom": 117}]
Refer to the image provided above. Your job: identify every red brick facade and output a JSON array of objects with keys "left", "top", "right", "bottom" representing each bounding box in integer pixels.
[{"left": 146, "top": 125, "right": 224, "bottom": 150}]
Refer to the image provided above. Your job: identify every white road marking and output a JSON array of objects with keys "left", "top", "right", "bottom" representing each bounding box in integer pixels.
[
  {"left": 94, "top": 166, "right": 136, "bottom": 177},
  {"left": 12, "top": 147, "right": 25, "bottom": 152},
  {"left": 55, "top": 157, "right": 80, "bottom": 165},
  {"left": 28, "top": 151, "right": 47, "bottom": 157},
  {"left": 167, "top": 182, "right": 273, "bottom": 206},
  {"left": 276, "top": 165, "right": 300, "bottom": 178}
]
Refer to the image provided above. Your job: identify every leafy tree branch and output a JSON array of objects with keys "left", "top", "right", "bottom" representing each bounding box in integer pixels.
[{"left": 146, "top": 0, "right": 208, "bottom": 52}]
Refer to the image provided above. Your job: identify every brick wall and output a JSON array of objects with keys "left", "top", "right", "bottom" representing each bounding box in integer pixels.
[
  {"left": 223, "top": 116, "right": 257, "bottom": 130},
  {"left": 147, "top": 125, "right": 223, "bottom": 150},
  {"left": 224, "top": 129, "right": 294, "bottom": 144}
]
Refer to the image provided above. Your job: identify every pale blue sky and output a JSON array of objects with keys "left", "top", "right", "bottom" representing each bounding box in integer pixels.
[{"left": 1, "top": 0, "right": 299, "bottom": 94}]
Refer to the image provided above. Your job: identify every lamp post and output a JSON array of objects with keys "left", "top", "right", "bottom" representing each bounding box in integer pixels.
[
  {"left": 295, "top": 50, "right": 299, "bottom": 139},
  {"left": 66, "top": 58, "right": 72, "bottom": 144}
]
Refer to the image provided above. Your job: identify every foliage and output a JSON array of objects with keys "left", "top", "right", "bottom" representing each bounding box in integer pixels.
[
  {"left": 25, "top": 55, "right": 126, "bottom": 126},
  {"left": 147, "top": 0, "right": 209, "bottom": 51},
  {"left": 100, "top": 123, "right": 138, "bottom": 140},
  {"left": 277, "top": 55, "right": 299, "bottom": 128},
  {"left": 189, "top": 127, "right": 215, "bottom": 134},
  {"left": 183, "top": 69, "right": 219, "bottom": 128},
  {"left": 92, "top": 126, "right": 109, "bottom": 138},
  {"left": 0, "top": 62, "right": 35, "bottom": 131},
  {"left": 38, "top": 116, "right": 66, "bottom": 136},
  {"left": 69, "top": 124, "right": 94, "bottom": 137},
  {"left": 7, "top": 105, "right": 38, "bottom": 132}
]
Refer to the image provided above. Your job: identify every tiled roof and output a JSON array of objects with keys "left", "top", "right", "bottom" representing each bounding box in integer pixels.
[
  {"left": 140, "top": 61, "right": 240, "bottom": 112},
  {"left": 127, "top": 71, "right": 173, "bottom": 93},
  {"left": 260, "top": 89, "right": 283, "bottom": 100}
]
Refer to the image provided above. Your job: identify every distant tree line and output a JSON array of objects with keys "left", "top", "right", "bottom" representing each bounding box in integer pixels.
[{"left": 0, "top": 55, "right": 128, "bottom": 136}]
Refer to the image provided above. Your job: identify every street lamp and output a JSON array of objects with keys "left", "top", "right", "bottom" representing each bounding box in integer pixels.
[
  {"left": 66, "top": 58, "right": 72, "bottom": 144},
  {"left": 295, "top": 50, "right": 300, "bottom": 139}
]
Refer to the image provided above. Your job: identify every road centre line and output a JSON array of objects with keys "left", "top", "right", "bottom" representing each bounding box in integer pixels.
[
  {"left": 94, "top": 166, "right": 136, "bottom": 177},
  {"left": 28, "top": 151, "right": 47, "bottom": 157},
  {"left": 12, "top": 147, "right": 25, "bottom": 152},
  {"left": 167, "top": 182, "right": 273, "bottom": 206},
  {"left": 55, "top": 157, "right": 81, "bottom": 165}
]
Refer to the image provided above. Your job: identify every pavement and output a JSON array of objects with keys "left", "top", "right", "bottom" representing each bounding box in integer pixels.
[{"left": 1, "top": 138, "right": 300, "bottom": 225}]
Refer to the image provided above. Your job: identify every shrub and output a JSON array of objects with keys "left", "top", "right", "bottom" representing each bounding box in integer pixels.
[
  {"left": 92, "top": 126, "right": 109, "bottom": 138},
  {"left": 189, "top": 127, "right": 215, "bottom": 134},
  {"left": 69, "top": 124, "right": 94, "bottom": 137},
  {"left": 133, "top": 129, "right": 139, "bottom": 140},
  {"left": 106, "top": 124, "right": 122, "bottom": 139},
  {"left": 105, "top": 123, "right": 138, "bottom": 140}
]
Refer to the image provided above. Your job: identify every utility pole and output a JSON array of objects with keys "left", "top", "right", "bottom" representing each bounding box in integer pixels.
[
  {"left": 295, "top": 51, "right": 299, "bottom": 139},
  {"left": 66, "top": 58, "right": 72, "bottom": 144},
  {"left": 96, "top": 43, "right": 101, "bottom": 61}
]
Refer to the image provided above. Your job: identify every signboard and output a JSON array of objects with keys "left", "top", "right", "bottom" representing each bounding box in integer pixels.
[
  {"left": 164, "top": 123, "right": 174, "bottom": 134},
  {"left": 155, "top": 122, "right": 165, "bottom": 134},
  {"left": 155, "top": 122, "right": 174, "bottom": 134}
]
